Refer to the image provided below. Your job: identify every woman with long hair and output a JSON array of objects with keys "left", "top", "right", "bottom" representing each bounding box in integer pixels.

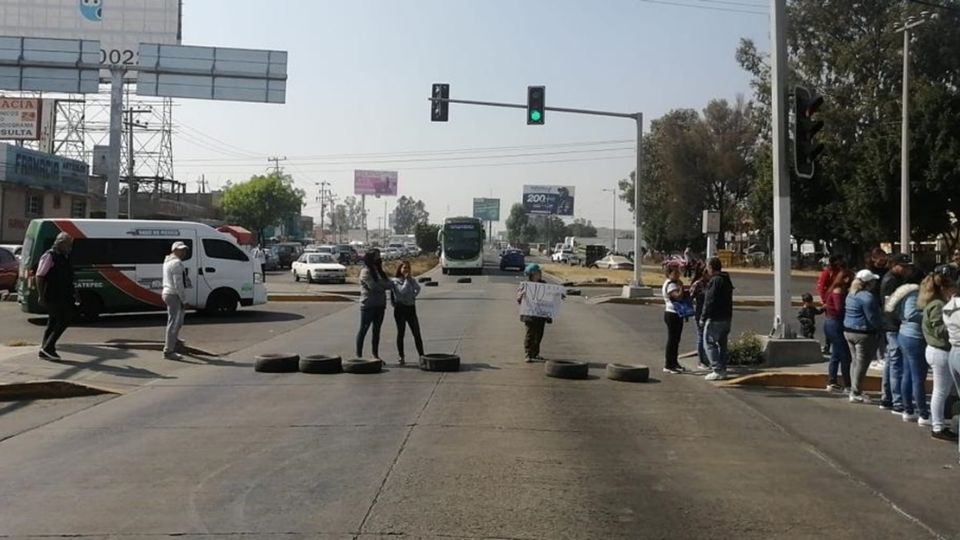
[
  {"left": 888, "top": 269, "right": 928, "bottom": 424},
  {"left": 843, "top": 270, "right": 883, "bottom": 403},
  {"left": 689, "top": 263, "right": 711, "bottom": 371},
  {"left": 356, "top": 249, "right": 391, "bottom": 359},
  {"left": 391, "top": 260, "right": 425, "bottom": 365},
  {"left": 919, "top": 267, "right": 957, "bottom": 440},
  {"left": 662, "top": 263, "right": 687, "bottom": 374},
  {"left": 823, "top": 269, "right": 854, "bottom": 391}
]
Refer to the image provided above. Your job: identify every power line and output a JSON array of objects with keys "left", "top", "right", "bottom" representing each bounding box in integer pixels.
[
  {"left": 692, "top": 0, "right": 767, "bottom": 8},
  {"left": 637, "top": 0, "right": 766, "bottom": 15}
]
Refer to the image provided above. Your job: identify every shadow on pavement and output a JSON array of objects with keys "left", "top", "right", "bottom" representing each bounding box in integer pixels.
[
  {"left": 52, "top": 344, "right": 177, "bottom": 380},
  {"left": 459, "top": 362, "right": 501, "bottom": 372},
  {"left": 28, "top": 309, "right": 305, "bottom": 328}
]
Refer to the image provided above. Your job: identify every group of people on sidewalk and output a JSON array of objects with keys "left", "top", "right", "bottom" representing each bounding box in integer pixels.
[{"left": 815, "top": 249, "right": 960, "bottom": 461}]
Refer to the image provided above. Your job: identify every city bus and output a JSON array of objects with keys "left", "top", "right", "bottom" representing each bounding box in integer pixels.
[
  {"left": 438, "top": 217, "right": 485, "bottom": 275},
  {"left": 18, "top": 219, "right": 267, "bottom": 320}
]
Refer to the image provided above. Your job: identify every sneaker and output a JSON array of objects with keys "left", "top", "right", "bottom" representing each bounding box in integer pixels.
[
  {"left": 704, "top": 371, "right": 726, "bottom": 381},
  {"left": 697, "top": 362, "right": 711, "bottom": 371},
  {"left": 932, "top": 429, "right": 959, "bottom": 442},
  {"left": 890, "top": 408, "right": 904, "bottom": 415},
  {"left": 673, "top": 364, "right": 688, "bottom": 373},
  {"left": 163, "top": 352, "right": 183, "bottom": 361},
  {"left": 398, "top": 357, "right": 406, "bottom": 366},
  {"left": 849, "top": 393, "right": 870, "bottom": 404},
  {"left": 902, "top": 412, "right": 918, "bottom": 422},
  {"left": 918, "top": 416, "right": 932, "bottom": 427},
  {"left": 663, "top": 366, "right": 682, "bottom": 374},
  {"left": 525, "top": 357, "right": 535, "bottom": 363},
  {"left": 878, "top": 402, "right": 893, "bottom": 410},
  {"left": 534, "top": 355, "right": 545, "bottom": 362},
  {"left": 38, "top": 349, "right": 61, "bottom": 360},
  {"left": 825, "top": 383, "right": 843, "bottom": 392}
]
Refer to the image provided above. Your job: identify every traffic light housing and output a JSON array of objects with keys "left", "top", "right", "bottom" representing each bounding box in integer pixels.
[
  {"left": 527, "top": 85, "right": 545, "bottom": 125},
  {"left": 794, "top": 86, "right": 825, "bottom": 179},
  {"left": 431, "top": 83, "right": 449, "bottom": 122}
]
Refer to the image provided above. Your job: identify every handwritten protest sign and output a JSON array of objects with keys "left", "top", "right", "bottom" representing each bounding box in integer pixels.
[{"left": 518, "top": 282, "right": 566, "bottom": 320}]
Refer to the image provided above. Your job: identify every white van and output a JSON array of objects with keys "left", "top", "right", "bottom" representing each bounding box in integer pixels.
[{"left": 19, "top": 219, "right": 267, "bottom": 319}]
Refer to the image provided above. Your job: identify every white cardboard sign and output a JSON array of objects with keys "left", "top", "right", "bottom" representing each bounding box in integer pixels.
[{"left": 518, "top": 282, "right": 565, "bottom": 320}]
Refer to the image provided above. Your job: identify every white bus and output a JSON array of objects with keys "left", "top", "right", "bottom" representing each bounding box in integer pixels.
[{"left": 438, "top": 217, "right": 485, "bottom": 275}]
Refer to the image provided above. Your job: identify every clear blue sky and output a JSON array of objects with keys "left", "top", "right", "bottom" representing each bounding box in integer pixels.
[{"left": 175, "top": 0, "right": 769, "bottom": 230}]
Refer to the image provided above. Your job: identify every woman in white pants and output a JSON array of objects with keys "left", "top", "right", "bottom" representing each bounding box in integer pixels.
[{"left": 919, "top": 266, "right": 956, "bottom": 441}]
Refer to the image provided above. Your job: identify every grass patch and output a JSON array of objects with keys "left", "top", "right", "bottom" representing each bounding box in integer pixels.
[
  {"left": 5, "top": 340, "right": 36, "bottom": 347},
  {"left": 346, "top": 255, "right": 439, "bottom": 280},
  {"left": 541, "top": 263, "right": 665, "bottom": 287}
]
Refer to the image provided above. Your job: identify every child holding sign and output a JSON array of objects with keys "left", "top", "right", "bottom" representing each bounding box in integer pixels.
[{"left": 517, "top": 263, "right": 565, "bottom": 363}]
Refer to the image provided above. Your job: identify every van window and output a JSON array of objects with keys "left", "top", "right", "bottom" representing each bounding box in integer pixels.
[
  {"left": 0, "top": 248, "right": 14, "bottom": 264},
  {"left": 203, "top": 239, "right": 249, "bottom": 262},
  {"left": 68, "top": 239, "right": 194, "bottom": 266}
]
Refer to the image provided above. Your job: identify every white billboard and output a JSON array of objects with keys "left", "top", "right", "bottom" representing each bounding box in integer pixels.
[
  {"left": 354, "top": 170, "right": 398, "bottom": 196},
  {"left": 0, "top": 98, "right": 41, "bottom": 140},
  {"left": 0, "top": 0, "right": 182, "bottom": 75},
  {"left": 522, "top": 185, "right": 576, "bottom": 216}
]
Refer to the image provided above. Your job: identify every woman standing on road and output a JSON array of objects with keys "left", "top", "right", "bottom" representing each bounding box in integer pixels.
[
  {"left": 888, "top": 270, "right": 928, "bottom": 424},
  {"left": 662, "top": 264, "right": 688, "bottom": 375},
  {"left": 919, "top": 267, "right": 956, "bottom": 441},
  {"left": 823, "top": 269, "right": 853, "bottom": 391},
  {"left": 843, "top": 270, "right": 884, "bottom": 404},
  {"left": 356, "top": 249, "right": 391, "bottom": 360},
  {"left": 391, "top": 261, "right": 425, "bottom": 366}
]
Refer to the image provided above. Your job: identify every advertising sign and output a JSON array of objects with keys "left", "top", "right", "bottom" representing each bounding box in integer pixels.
[
  {"left": 472, "top": 198, "right": 501, "bottom": 221},
  {"left": 354, "top": 170, "right": 398, "bottom": 196},
  {"left": 0, "top": 143, "right": 88, "bottom": 195},
  {"left": 0, "top": 0, "right": 182, "bottom": 76},
  {"left": 0, "top": 98, "right": 41, "bottom": 140},
  {"left": 518, "top": 281, "right": 566, "bottom": 321},
  {"left": 522, "top": 185, "right": 576, "bottom": 216}
]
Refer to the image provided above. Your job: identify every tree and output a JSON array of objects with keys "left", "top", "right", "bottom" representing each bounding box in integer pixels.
[
  {"left": 505, "top": 203, "right": 528, "bottom": 244},
  {"left": 342, "top": 196, "right": 365, "bottom": 230},
  {"left": 530, "top": 215, "right": 566, "bottom": 245},
  {"left": 566, "top": 218, "right": 597, "bottom": 238},
  {"left": 415, "top": 223, "right": 441, "bottom": 253},
  {"left": 331, "top": 203, "right": 350, "bottom": 239},
  {"left": 219, "top": 173, "right": 304, "bottom": 243},
  {"left": 393, "top": 196, "right": 430, "bottom": 234}
]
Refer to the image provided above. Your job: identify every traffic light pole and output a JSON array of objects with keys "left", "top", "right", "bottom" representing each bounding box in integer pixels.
[
  {"left": 428, "top": 96, "right": 650, "bottom": 294},
  {"left": 771, "top": 0, "right": 794, "bottom": 338}
]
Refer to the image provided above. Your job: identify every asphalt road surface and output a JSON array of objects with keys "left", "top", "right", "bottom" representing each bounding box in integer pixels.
[{"left": 0, "top": 256, "right": 956, "bottom": 538}]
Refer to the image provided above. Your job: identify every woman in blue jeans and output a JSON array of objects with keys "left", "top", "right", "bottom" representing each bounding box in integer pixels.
[
  {"left": 887, "top": 273, "right": 928, "bottom": 424},
  {"left": 356, "top": 249, "right": 392, "bottom": 359},
  {"left": 823, "top": 270, "right": 853, "bottom": 390}
]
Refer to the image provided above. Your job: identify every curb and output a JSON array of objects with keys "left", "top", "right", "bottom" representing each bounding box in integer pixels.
[
  {"left": 92, "top": 341, "right": 219, "bottom": 357},
  {"left": 722, "top": 372, "right": 934, "bottom": 393},
  {"left": 0, "top": 380, "right": 121, "bottom": 401}
]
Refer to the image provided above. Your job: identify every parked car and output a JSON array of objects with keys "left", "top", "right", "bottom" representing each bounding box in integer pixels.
[
  {"left": 591, "top": 255, "right": 635, "bottom": 271},
  {"left": 274, "top": 243, "right": 303, "bottom": 269},
  {"left": 262, "top": 249, "right": 280, "bottom": 272},
  {"left": 0, "top": 246, "right": 18, "bottom": 291},
  {"left": 0, "top": 244, "right": 22, "bottom": 260},
  {"left": 551, "top": 247, "right": 580, "bottom": 265},
  {"left": 292, "top": 252, "right": 347, "bottom": 284},
  {"left": 383, "top": 247, "right": 401, "bottom": 260},
  {"left": 499, "top": 249, "right": 525, "bottom": 272},
  {"left": 404, "top": 243, "right": 420, "bottom": 256}
]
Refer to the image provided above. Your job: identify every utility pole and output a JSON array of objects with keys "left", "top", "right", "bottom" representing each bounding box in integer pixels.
[
  {"left": 198, "top": 174, "right": 208, "bottom": 193},
  {"left": 602, "top": 187, "right": 617, "bottom": 253},
  {"left": 362, "top": 194, "right": 368, "bottom": 245},
  {"left": 771, "top": 0, "right": 792, "bottom": 338},
  {"left": 316, "top": 181, "right": 330, "bottom": 242},
  {"left": 124, "top": 104, "right": 149, "bottom": 219},
  {"left": 106, "top": 66, "right": 125, "bottom": 220},
  {"left": 267, "top": 156, "right": 287, "bottom": 175}
]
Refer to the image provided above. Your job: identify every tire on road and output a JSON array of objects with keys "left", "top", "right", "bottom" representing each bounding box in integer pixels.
[
  {"left": 299, "top": 354, "right": 342, "bottom": 374},
  {"left": 419, "top": 353, "right": 460, "bottom": 372},
  {"left": 418, "top": 277, "right": 433, "bottom": 283},
  {"left": 606, "top": 363, "right": 650, "bottom": 383},
  {"left": 566, "top": 288, "right": 582, "bottom": 296},
  {"left": 254, "top": 353, "right": 301, "bottom": 373},
  {"left": 544, "top": 359, "right": 589, "bottom": 380},
  {"left": 457, "top": 277, "right": 472, "bottom": 284},
  {"left": 424, "top": 281, "right": 439, "bottom": 287},
  {"left": 343, "top": 358, "right": 383, "bottom": 374}
]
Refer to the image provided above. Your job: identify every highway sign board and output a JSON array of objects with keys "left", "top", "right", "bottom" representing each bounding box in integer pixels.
[
  {"left": 522, "top": 185, "right": 575, "bottom": 216},
  {"left": 472, "top": 198, "right": 501, "bottom": 221}
]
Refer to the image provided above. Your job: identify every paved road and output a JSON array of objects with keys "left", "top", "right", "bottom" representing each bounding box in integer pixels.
[{"left": 0, "top": 258, "right": 956, "bottom": 538}]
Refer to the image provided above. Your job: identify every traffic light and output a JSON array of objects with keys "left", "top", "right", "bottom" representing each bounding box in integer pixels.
[
  {"left": 431, "top": 83, "right": 449, "bottom": 122},
  {"left": 794, "top": 86, "right": 825, "bottom": 179},
  {"left": 527, "top": 85, "right": 545, "bottom": 125}
]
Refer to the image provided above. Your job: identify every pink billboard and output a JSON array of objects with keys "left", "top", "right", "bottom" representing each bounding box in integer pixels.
[{"left": 354, "top": 170, "right": 398, "bottom": 196}]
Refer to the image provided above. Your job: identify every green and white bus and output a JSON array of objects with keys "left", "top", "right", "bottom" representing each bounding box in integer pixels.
[
  {"left": 18, "top": 219, "right": 267, "bottom": 320},
  {"left": 438, "top": 217, "right": 485, "bottom": 275}
]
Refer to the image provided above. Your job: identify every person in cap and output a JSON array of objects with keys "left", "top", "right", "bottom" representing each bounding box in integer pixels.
[
  {"left": 517, "top": 263, "right": 550, "bottom": 363},
  {"left": 878, "top": 253, "right": 913, "bottom": 412},
  {"left": 36, "top": 232, "right": 76, "bottom": 360},
  {"left": 844, "top": 269, "right": 884, "bottom": 403},
  {"left": 162, "top": 241, "right": 191, "bottom": 360}
]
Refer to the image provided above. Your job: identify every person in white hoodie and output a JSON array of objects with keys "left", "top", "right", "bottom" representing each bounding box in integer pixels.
[
  {"left": 940, "top": 264, "right": 960, "bottom": 462},
  {"left": 162, "top": 241, "right": 190, "bottom": 360}
]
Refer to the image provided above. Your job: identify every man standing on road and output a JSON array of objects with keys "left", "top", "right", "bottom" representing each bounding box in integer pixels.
[
  {"left": 162, "top": 241, "right": 190, "bottom": 361},
  {"left": 252, "top": 244, "right": 266, "bottom": 282},
  {"left": 36, "top": 232, "right": 75, "bottom": 360},
  {"left": 701, "top": 257, "right": 734, "bottom": 381},
  {"left": 879, "top": 253, "right": 912, "bottom": 412}
]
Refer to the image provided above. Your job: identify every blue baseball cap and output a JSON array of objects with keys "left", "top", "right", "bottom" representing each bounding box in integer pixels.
[{"left": 524, "top": 263, "right": 541, "bottom": 275}]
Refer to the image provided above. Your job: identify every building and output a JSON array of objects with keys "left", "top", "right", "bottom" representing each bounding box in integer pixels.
[{"left": 0, "top": 143, "right": 89, "bottom": 243}]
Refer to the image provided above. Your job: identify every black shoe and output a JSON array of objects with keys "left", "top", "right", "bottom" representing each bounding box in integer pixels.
[
  {"left": 932, "top": 429, "right": 959, "bottom": 442},
  {"left": 398, "top": 357, "right": 406, "bottom": 366},
  {"left": 663, "top": 366, "right": 682, "bottom": 375},
  {"left": 38, "top": 349, "right": 61, "bottom": 360}
]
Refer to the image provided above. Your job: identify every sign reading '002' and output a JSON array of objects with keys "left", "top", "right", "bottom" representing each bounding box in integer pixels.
[
  {"left": 522, "top": 185, "right": 575, "bottom": 216},
  {"left": 0, "top": 98, "right": 41, "bottom": 140},
  {"left": 472, "top": 198, "right": 501, "bottom": 221},
  {"left": 0, "top": 0, "right": 181, "bottom": 75}
]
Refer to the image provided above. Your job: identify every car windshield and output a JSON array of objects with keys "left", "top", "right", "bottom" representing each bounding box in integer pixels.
[{"left": 308, "top": 254, "right": 336, "bottom": 264}]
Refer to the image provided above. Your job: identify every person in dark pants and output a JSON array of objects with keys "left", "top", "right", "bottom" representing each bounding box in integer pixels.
[
  {"left": 356, "top": 249, "right": 391, "bottom": 359},
  {"left": 662, "top": 263, "right": 687, "bottom": 374},
  {"left": 36, "top": 232, "right": 75, "bottom": 360},
  {"left": 391, "top": 261, "right": 424, "bottom": 365},
  {"left": 690, "top": 264, "right": 711, "bottom": 371},
  {"left": 518, "top": 263, "right": 549, "bottom": 363},
  {"left": 879, "top": 253, "right": 913, "bottom": 412}
]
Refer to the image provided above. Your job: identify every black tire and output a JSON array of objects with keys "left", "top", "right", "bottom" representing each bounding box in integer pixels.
[
  {"left": 343, "top": 358, "right": 383, "bottom": 374},
  {"left": 76, "top": 291, "right": 104, "bottom": 322},
  {"left": 606, "top": 363, "right": 650, "bottom": 383},
  {"left": 424, "top": 281, "right": 439, "bottom": 287},
  {"left": 294, "top": 271, "right": 300, "bottom": 282},
  {"left": 419, "top": 353, "right": 460, "bottom": 372},
  {"left": 442, "top": 268, "right": 449, "bottom": 275},
  {"left": 589, "top": 264, "right": 598, "bottom": 269},
  {"left": 418, "top": 277, "right": 432, "bottom": 283},
  {"left": 254, "top": 353, "right": 300, "bottom": 373},
  {"left": 457, "top": 277, "right": 472, "bottom": 284},
  {"left": 544, "top": 359, "right": 589, "bottom": 380},
  {"left": 306, "top": 271, "right": 314, "bottom": 284},
  {"left": 299, "top": 354, "right": 342, "bottom": 374},
  {"left": 205, "top": 289, "right": 239, "bottom": 315},
  {"left": 566, "top": 289, "right": 582, "bottom": 296}
]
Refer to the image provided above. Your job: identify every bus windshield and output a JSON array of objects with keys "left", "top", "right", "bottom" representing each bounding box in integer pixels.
[{"left": 443, "top": 223, "right": 482, "bottom": 260}]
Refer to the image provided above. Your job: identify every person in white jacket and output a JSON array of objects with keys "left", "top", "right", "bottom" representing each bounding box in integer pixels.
[
  {"left": 162, "top": 241, "right": 190, "bottom": 360},
  {"left": 940, "top": 264, "right": 960, "bottom": 461}
]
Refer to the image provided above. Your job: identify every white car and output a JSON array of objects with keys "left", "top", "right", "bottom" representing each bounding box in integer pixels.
[
  {"left": 552, "top": 248, "right": 579, "bottom": 265},
  {"left": 292, "top": 253, "right": 347, "bottom": 284},
  {"left": 0, "top": 244, "right": 22, "bottom": 260}
]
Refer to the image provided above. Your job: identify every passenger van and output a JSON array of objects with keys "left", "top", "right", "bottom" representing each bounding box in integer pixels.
[{"left": 18, "top": 219, "right": 267, "bottom": 320}]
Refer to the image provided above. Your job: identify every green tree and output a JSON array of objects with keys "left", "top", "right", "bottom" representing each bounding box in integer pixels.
[
  {"left": 566, "top": 218, "right": 597, "bottom": 238},
  {"left": 219, "top": 173, "right": 304, "bottom": 243},
  {"left": 331, "top": 203, "right": 350, "bottom": 239},
  {"left": 415, "top": 223, "right": 441, "bottom": 253},
  {"left": 393, "top": 196, "right": 430, "bottom": 234},
  {"left": 530, "top": 215, "right": 566, "bottom": 245},
  {"left": 342, "top": 196, "right": 365, "bottom": 229},
  {"left": 505, "top": 203, "right": 528, "bottom": 243}
]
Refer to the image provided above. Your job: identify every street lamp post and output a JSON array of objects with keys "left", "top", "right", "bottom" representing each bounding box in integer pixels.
[
  {"left": 894, "top": 10, "right": 937, "bottom": 254},
  {"left": 602, "top": 188, "right": 617, "bottom": 253}
]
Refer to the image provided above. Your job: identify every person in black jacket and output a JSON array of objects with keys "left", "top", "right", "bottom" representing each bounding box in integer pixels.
[
  {"left": 879, "top": 253, "right": 912, "bottom": 411},
  {"left": 700, "top": 257, "right": 734, "bottom": 381},
  {"left": 36, "top": 232, "right": 76, "bottom": 360}
]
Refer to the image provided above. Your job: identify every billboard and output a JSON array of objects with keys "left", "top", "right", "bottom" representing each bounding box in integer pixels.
[
  {"left": 522, "top": 185, "right": 575, "bottom": 216},
  {"left": 354, "top": 170, "right": 398, "bottom": 196},
  {"left": 472, "top": 198, "right": 501, "bottom": 221},
  {"left": 0, "top": 98, "right": 41, "bottom": 140},
  {"left": 0, "top": 143, "right": 88, "bottom": 195},
  {"left": 0, "top": 0, "right": 182, "bottom": 76}
]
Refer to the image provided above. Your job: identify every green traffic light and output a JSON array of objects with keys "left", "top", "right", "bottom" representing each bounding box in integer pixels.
[{"left": 530, "top": 110, "right": 542, "bottom": 122}]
